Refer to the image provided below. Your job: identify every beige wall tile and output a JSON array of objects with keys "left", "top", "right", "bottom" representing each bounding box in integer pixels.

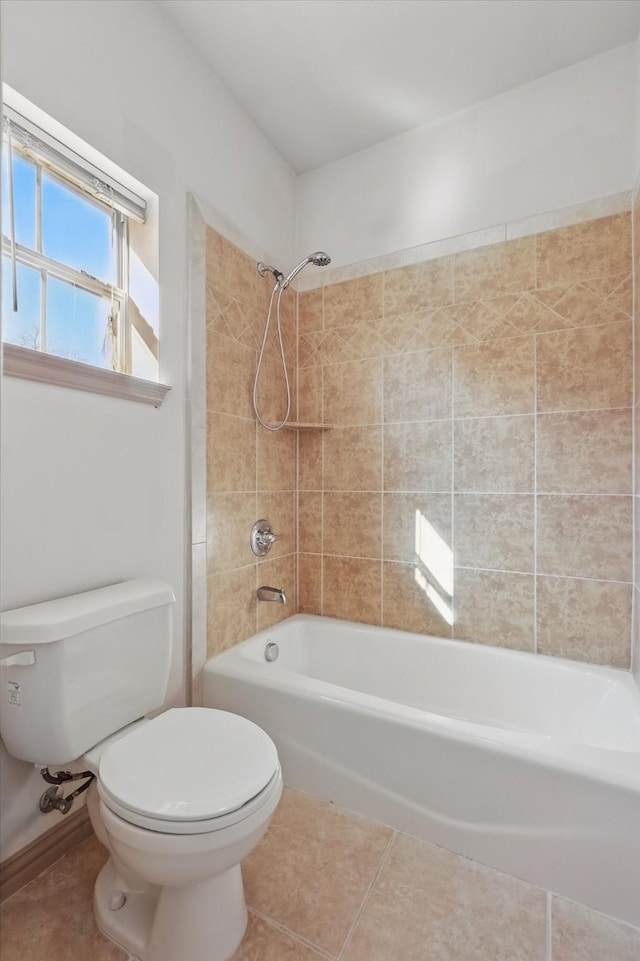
[
  {"left": 298, "top": 288, "right": 323, "bottom": 335},
  {"left": 324, "top": 426, "right": 382, "bottom": 491},
  {"left": 454, "top": 336, "right": 535, "bottom": 417},
  {"left": 257, "top": 553, "right": 296, "bottom": 630},
  {"left": 207, "top": 328, "right": 256, "bottom": 419},
  {"left": 454, "top": 494, "right": 534, "bottom": 572},
  {"left": 454, "top": 416, "right": 535, "bottom": 492},
  {"left": 383, "top": 349, "right": 452, "bottom": 422},
  {"left": 537, "top": 577, "right": 632, "bottom": 667},
  {"left": 536, "top": 322, "right": 632, "bottom": 412},
  {"left": 207, "top": 412, "right": 256, "bottom": 493},
  {"left": 257, "top": 426, "right": 296, "bottom": 491},
  {"left": 343, "top": 832, "right": 546, "bottom": 961},
  {"left": 323, "top": 358, "right": 382, "bottom": 426},
  {"left": 298, "top": 553, "right": 322, "bottom": 614},
  {"left": 298, "top": 430, "right": 323, "bottom": 490},
  {"left": 536, "top": 213, "right": 631, "bottom": 288},
  {"left": 323, "top": 492, "right": 382, "bottom": 559},
  {"left": 297, "top": 366, "right": 322, "bottom": 424},
  {"left": 383, "top": 492, "right": 451, "bottom": 563},
  {"left": 454, "top": 569, "right": 535, "bottom": 650},
  {"left": 253, "top": 351, "right": 292, "bottom": 426},
  {"left": 383, "top": 257, "right": 454, "bottom": 315},
  {"left": 298, "top": 491, "right": 322, "bottom": 553},
  {"left": 384, "top": 421, "right": 452, "bottom": 492},
  {"left": 323, "top": 556, "right": 382, "bottom": 623},
  {"left": 244, "top": 789, "right": 391, "bottom": 956},
  {"left": 537, "top": 409, "right": 632, "bottom": 494},
  {"left": 537, "top": 495, "right": 632, "bottom": 581},
  {"left": 383, "top": 561, "right": 453, "bottom": 637},
  {"left": 324, "top": 273, "right": 384, "bottom": 327},
  {"left": 454, "top": 237, "right": 536, "bottom": 302},
  {"left": 256, "top": 491, "right": 296, "bottom": 560},
  {"left": 207, "top": 492, "right": 257, "bottom": 574},
  {"left": 207, "top": 565, "right": 257, "bottom": 656},
  {"left": 551, "top": 896, "right": 640, "bottom": 961}
]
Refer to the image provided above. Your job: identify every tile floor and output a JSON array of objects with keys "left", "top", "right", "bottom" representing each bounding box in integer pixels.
[{"left": 1, "top": 788, "right": 639, "bottom": 961}]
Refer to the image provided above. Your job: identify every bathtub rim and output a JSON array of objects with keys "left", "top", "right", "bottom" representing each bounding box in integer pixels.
[{"left": 203, "top": 614, "right": 640, "bottom": 794}]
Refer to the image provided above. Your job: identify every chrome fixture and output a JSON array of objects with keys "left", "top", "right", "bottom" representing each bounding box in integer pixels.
[
  {"left": 264, "top": 642, "right": 279, "bottom": 662},
  {"left": 257, "top": 262, "right": 284, "bottom": 284},
  {"left": 250, "top": 519, "right": 279, "bottom": 558},
  {"left": 256, "top": 586, "right": 287, "bottom": 604},
  {"left": 253, "top": 251, "right": 331, "bottom": 431}
]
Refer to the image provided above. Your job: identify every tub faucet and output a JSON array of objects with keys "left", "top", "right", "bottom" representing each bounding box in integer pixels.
[{"left": 256, "top": 586, "right": 287, "bottom": 604}]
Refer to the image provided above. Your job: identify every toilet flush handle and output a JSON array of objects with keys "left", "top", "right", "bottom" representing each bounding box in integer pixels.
[{"left": 0, "top": 650, "right": 36, "bottom": 667}]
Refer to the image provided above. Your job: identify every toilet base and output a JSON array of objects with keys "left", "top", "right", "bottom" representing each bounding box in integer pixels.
[{"left": 95, "top": 857, "right": 248, "bottom": 961}]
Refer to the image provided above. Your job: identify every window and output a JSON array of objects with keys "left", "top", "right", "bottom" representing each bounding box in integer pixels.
[{"left": 2, "top": 103, "right": 168, "bottom": 405}]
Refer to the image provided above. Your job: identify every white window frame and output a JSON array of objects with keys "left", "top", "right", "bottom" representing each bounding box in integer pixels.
[{"left": 2, "top": 107, "right": 169, "bottom": 406}]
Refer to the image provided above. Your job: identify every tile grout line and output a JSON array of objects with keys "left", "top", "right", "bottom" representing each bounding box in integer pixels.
[
  {"left": 336, "top": 830, "right": 398, "bottom": 961},
  {"left": 380, "top": 350, "right": 385, "bottom": 628},
  {"left": 247, "top": 907, "right": 336, "bottom": 961},
  {"left": 450, "top": 343, "right": 456, "bottom": 639},
  {"left": 320, "top": 340, "right": 325, "bottom": 616},
  {"left": 534, "top": 329, "right": 538, "bottom": 654},
  {"left": 295, "top": 289, "right": 300, "bottom": 614}
]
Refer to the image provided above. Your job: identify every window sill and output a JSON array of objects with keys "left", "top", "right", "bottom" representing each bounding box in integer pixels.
[{"left": 2, "top": 344, "right": 171, "bottom": 407}]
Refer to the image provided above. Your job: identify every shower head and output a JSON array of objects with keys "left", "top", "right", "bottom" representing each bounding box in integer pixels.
[{"left": 282, "top": 251, "right": 331, "bottom": 289}]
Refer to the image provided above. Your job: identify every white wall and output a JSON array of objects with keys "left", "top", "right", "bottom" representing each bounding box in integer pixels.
[
  {"left": 297, "top": 44, "right": 636, "bottom": 269},
  {"left": 0, "top": 0, "right": 295, "bottom": 860}
]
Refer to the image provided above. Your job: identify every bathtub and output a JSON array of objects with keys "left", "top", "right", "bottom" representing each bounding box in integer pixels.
[{"left": 203, "top": 614, "right": 640, "bottom": 925}]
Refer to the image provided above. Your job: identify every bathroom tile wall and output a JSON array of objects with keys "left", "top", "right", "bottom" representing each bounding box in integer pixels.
[
  {"left": 205, "top": 226, "right": 297, "bottom": 660},
  {"left": 298, "top": 213, "right": 634, "bottom": 668}
]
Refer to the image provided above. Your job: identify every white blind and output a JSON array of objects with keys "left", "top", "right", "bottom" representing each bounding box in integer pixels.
[{"left": 3, "top": 106, "right": 147, "bottom": 223}]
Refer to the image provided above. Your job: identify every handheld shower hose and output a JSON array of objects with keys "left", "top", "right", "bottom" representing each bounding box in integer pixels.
[{"left": 253, "top": 252, "right": 330, "bottom": 432}]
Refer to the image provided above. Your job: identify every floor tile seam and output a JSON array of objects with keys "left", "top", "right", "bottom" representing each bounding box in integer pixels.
[
  {"left": 336, "top": 830, "right": 398, "bottom": 961},
  {"left": 247, "top": 907, "right": 336, "bottom": 960}
]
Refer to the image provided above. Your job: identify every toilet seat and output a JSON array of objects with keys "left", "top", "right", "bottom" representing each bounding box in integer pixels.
[{"left": 97, "top": 707, "right": 279, "bottom": 835}]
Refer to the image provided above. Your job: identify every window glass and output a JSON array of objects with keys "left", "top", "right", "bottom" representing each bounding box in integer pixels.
[
  {"left": 2, "top": 258, "right": 41, "bottom": 348},
  {"left": 42, "top": 173, "right": 116, "bottom": 284},
  {"left": 46, "top": 277, "right": 114, "bottom": 368},
  {"left": 1, "top": 151, "right": 37, "bottom": 250}
]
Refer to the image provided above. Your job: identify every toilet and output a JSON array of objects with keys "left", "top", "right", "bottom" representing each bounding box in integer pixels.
[{"left": 0, "top": 579, "right": 282, "bottom": 961}]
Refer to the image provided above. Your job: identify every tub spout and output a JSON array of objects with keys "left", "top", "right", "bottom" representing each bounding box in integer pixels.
[{"left": 257, "top": 586, "right": 287, "bottom": 604}]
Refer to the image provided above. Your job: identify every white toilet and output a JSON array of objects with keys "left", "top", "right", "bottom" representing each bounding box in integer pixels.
[{"left": 0, "top": 579, "right": 282, "bottom": 961}]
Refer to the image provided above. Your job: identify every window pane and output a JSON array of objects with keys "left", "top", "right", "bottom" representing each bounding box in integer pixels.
[
  {"left": 2, "top": 150, "right": 37, "bottom": 249},
  {"left": 46, "top": 277, "right": 115, "bottom": 368},
  {"left": 2, "top": 257, "right": 42, "bottom": 348},
  {"left": 42, "top": 174, "right": 116, "bottom": 284}
]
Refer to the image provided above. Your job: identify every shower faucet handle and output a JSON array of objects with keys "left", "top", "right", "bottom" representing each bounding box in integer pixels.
[{"left": 250, "top": 519, "right": 279, "bottom": 557}]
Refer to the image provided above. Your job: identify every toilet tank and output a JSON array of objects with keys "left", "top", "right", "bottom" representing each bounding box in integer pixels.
[{"left": 0, "top": 579, "right": 175, "bottom": 766}]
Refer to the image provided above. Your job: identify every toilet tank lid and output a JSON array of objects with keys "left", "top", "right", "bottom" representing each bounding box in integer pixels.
[{"left": 0, "top": 579, "right": 175, "bottom": 646}]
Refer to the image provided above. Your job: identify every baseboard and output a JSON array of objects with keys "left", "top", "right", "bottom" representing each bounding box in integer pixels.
[{"left": 0, "top": 807, "right": 93, "bottom": 903}]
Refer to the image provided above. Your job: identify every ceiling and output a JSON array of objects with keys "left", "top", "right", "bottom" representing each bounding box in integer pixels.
[{"left": 158, "top": 0, "right": 640, "bottom": 173}]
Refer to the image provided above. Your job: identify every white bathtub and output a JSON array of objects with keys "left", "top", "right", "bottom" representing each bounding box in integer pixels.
[{"left": 203, "top": 614, "right": 640, "bottom": 925}]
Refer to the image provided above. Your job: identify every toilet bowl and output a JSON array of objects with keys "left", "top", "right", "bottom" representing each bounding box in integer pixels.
[
  {"left": 85, "top": 707, "right": 283, "bottom": 961},
  {"left": 0, "top": 581, "right": 280, "bottom": 961}
]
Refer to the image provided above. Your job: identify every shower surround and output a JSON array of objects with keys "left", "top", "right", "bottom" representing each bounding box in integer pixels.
[
  {"left": 297, "top": 211, "right": 634, "bottom": 669},
  {"left": 203, "top": 225, "right": 298, "bottom": 659},
  {"left": 200, "top": 205, "right": 635, "bottom": 675}
]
